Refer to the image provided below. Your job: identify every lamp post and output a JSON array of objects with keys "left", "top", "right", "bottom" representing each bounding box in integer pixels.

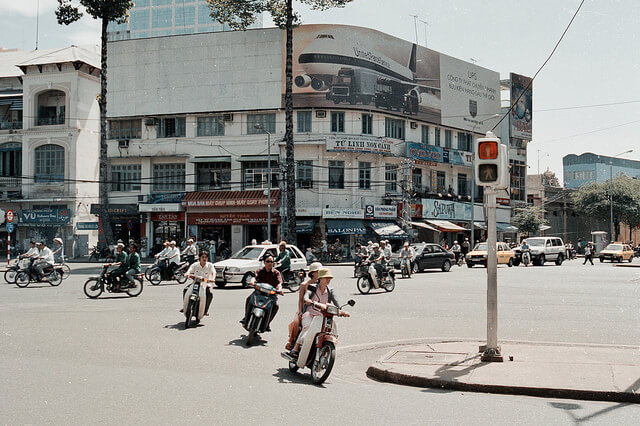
[
  {"left": 254, "top": 124, "right": 272, "bottom": 243},
  {"left": 610, "top": 149, "right": 633, "bottom": 243}
]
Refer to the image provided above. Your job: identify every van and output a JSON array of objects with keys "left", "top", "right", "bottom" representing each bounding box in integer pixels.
[{"left": 525, "top": 237, "right": 565, "bottom": 266}]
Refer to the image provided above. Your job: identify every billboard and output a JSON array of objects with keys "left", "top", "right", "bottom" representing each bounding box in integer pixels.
[
  {"left": 287, "top": 25, "right": 500, "bottom": 132},
  {"left": 326, "top": 134, "right": 404, "bottom": 156},
  {"left": 510, "top": 73, "right": 532, "bottom": 140},
  {"left": 406, "top": 142, "right": 472, "bottom": 166}
]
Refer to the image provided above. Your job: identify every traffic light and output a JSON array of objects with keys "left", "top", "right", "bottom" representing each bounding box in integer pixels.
[{"left": 474, "top": 131, "right": 508, "bottom": 189}]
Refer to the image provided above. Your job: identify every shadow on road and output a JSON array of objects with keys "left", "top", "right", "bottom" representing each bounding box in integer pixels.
[
  {"left": 227, "top": 335, "right": 267, "bottom": 348},
  {"left": 164, "top": 321, "right": 203, "bottom": 330},
  {"left": 272, "top": 367, "right": 322, "bottom": 386}
]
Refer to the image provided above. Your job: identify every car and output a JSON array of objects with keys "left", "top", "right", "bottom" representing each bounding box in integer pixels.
[
  {"left": 525, "top": 237, "right": 565, "bottom": 266},
  {"left": 213, "top": 244, "right": 307, "bottom": 288},
  {"left": 409, "top": 243, "right": 455, "bottom": 273},
  {"left": 599, "top": 243, "right": 634, "bottom": 263},
  {"left": 466, "top": 242, "right": 515, "bottom": 268}
]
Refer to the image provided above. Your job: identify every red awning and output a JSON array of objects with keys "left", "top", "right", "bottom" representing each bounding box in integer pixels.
[{"left": 181, "top": 190, "right": 280, "bottom": 208}]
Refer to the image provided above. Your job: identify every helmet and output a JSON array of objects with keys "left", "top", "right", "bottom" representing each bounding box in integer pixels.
[{"left": 454, "top": 241, "right": 458, "bottom": 244}]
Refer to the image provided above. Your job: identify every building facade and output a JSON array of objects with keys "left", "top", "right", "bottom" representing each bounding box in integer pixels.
[{"left": 563, "top": 152, "right": 640, "bottom": 189}]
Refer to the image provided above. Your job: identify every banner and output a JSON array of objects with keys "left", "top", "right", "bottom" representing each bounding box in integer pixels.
[
  {"left": 510, "top": 73, "right": 532, "bottom": 140},
  {"left": 21, "top": 209, "right": 71, "bottom": 224},
  {"left": 323, "top": 208, "right": 364, "bottom": 219},
  {"left": 422, "top": 199, "right": 472, "bottom": 221},
  {"left": 406, "top": 142, "right": 472, "bottom": 166},
  {"left": 326, "top": 134, "right": 403, "bottom": 156}
]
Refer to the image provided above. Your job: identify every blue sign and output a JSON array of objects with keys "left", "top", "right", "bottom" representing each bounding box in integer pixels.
[
  {"left": 151, "top": 192, "right": 185, "bottom": 204},
  {"left": 77, "top": 222, "right": 99, "bottom": 230},
  {"left": 6, "top": 222, "right": 15, "bottom": 233},
  {"left": 21, "top": 209, "right": 71, "bottom": 224},
  {"left": 406, "top": 143, "right": 471, "bottom": 166}
]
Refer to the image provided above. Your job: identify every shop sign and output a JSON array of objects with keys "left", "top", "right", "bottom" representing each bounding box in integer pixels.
[
  {"left": 150, "top": 212, "right": 185, "bottom": 222},
  {"left": 296, "top": 207, "right": 322, "bottom": 216},
  {"left": 139, "top": 203, "right": 184, "bottom": 213},
  {"left": 322, "top": 208, "right": 364, "bottom": 219},
  {"left": 496, "top": 198, "right": 511, "bottom": 206},
  {"left": 422, "top": 199, "right": 471, "bottom": 221},
  {"left": 77, "top": 222, "right": 99, "bottom": 230},
  {"left": 397, "top": 203, "right": 423, "bottom": 218},
  {"left": 374, "top": 205, "right": 397, "bottom": 218},
  {"left": 326, "top": 135, "right": 403, "bottom": 157},
  {"left": 90, "top": 204, "right": 138, "bottom": 215},
  {"left": 150, "top": 192, "right": 186, "bottom": 204},
  {"left": 183, "top": 198, "right": 275, "bottom": 208},
  {"left": 21, "top": 209, "right": 71, "bottom": 224},
  {"left": 406, "top": 143, "right": 472, "bottom": 166},
  {"left": 188, "top": 212, "right": 280, "bottom": 226}
]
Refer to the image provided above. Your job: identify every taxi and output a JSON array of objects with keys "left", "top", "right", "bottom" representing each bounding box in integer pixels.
[
  {"left": 466, "top": 242, "right": 515, "bottom": 268},
  {"left": 599, "top": 243, "right": 634, "bottom": 263}
]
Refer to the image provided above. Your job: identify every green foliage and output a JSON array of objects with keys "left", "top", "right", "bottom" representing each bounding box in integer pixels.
[
  {"left": 55, "top": 0, "right": 134, "bottom": 25},
  {"left": 512, "top": 206, "right": 546, "bottom": 235}
]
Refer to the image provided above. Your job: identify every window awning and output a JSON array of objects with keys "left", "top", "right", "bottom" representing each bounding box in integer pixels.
[
  {"left": 181, "top": 189, "right": 279, "bottom": 207},
  {"left": 188, "top": 156, "right": 231, "bottom": 164},
  {"left": 295, "top": 218, "right": 317, "bottom": 234},
  {"left": 9, "top": 99, "right": 22, "bottom": 110},
  {"left": 496, "top": 223, "right": 519, "bottom": 233},
  {"left": 410, "top": 221, "right": 438, "bottom": 232},
  {"left": 367, "top": 221, "right": 409, "bottom": 239},
  {"left": 236, "top": 155, "right": 279, "bottom": 162},
  {"left": 425, "top": 219, "right": 466, "bottom": 232},
  {"left": 326, "top": 219, "right": 366, "bottom": 235}
]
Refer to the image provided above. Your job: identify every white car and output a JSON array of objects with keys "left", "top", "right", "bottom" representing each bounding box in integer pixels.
[{"left": 213, "top": 244, "right": 307, "bottom": 288}]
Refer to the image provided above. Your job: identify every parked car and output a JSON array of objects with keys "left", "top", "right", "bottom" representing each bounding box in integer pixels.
[
  {"left": 213, "top": 244, "right": 307, "bottom": 288},
  {"left": 525, "top": 237, "right": 566, "bottom": 266},
  {"left": 466, "top": 242, "right": 515, "bottom": 268},
  {"left": 409, "top": 243, "right": 455, "bottom": 273},
  {"left": 599, "top": 243, "right": 634, "bottom": 263}
]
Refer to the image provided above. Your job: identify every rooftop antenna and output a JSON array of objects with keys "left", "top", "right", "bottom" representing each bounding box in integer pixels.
[
  {"left": 35, "top": 0, "right": 40, "bottom": 50},
  {"left": 419, "top": 19, "right": 428, "bottom": 47},
  {"left": 409, "top": 14, "right": 419, "bottom": 45}
]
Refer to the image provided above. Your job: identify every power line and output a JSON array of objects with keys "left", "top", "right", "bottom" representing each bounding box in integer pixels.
[{"left": 536, "top": 118, "right": 640, "bottom": 143}]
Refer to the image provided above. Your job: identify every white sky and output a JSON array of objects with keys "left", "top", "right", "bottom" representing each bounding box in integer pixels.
[{"left": 1, "top": 0, "right": 639, "bottom": 181}]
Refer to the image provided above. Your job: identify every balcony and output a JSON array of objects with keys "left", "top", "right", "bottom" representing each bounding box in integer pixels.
[
  {"left": 0, "top": 120, "right": 22, "bottom": 130},
  {"left": 0, "top": 176, "right": 22, "bottom": 188},
  {"left": 37, "top": 116, "right": 65, "bottom": 126}
]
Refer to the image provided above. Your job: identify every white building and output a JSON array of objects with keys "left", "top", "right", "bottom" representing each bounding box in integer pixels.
[
  {"left": 106, "top": 24, "right": 513, "bottom": 256},
  {"left": 0, "top": 46, "right": 101, "bottom": 257}
]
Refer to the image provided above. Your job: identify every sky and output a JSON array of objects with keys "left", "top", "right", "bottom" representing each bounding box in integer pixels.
[{"left": 1, "top": 0, "right": 639, "bottom": 181}]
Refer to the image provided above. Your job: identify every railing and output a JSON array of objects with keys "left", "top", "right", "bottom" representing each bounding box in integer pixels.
[
  {"left": 0, "top": 120, "right": 22, "bottom": 130},
  {"left": 0, "top": 176, "right": 21, "bottom": 187},
  {"left": 108, "top": 128, "right": 142, "bottom": 139},
  {"left": 37, "top": 116, "right": 65, "bottom": 126}
]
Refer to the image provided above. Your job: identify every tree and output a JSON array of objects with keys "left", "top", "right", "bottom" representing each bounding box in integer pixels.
[
  {"left": 572, "top": 176, "right": 640, "bottom": 241},
  {"left": 205, "top": 0, "right": 355, "bottom": 244},
  {"left": 512, "top": 206, "right": 546, "bottom": 236},
  {"left": 55, "top": 0, "right": 134, "bottom": 246}
]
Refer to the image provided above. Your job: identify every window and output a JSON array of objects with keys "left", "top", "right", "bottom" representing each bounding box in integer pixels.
[
  {"left": 0, "top": 142, "right": 21, "bottom": 178},
  {"left": 328, "top": 160, "right": 344, "bottom": 189},
  {"left": 174, "top": 4, "right": 196, "bottom": 26},
  {"left": 129, "top": 9, "right": 150, "bottom": 31},
  {"left": 159, "top": 117, "right": 186, "bottom": 138},
  {"left": 196, "top": 162, "right": 231, "bottom": 190},
  {"left": 297, "top": 160, "right": 313, "bottom": 188},
  {"left": 151, "top": 6, "right": 172, "bottom": 28},
  {"left": 385, "top": 164, "right": 398, "bottom": 192},
  {"left": 458, "top": 132, "right": 472, "bottom": 152},
  {"left": 197, "top": 116, "right": 225, "bottom": 136},
  {"left": 570, "top": 170, "right": 595, "bottom": 180},
  {"left": 359, "top": 162, "right": 371, "bottom": 189},
  {"left": 34, "top": 145, "right": 64, "bottom": 183},
  {"left": 412, "top": 168, "right": 422, "bottom": 191},
  {"left": 242, "top": 161, "right": 278, "bottom": 189},
  {"left": 445, "top": 130, "right": 452, "bottom": 148},
  {"left": 421, "top": 125, "right": 429, "bottom": 144},
  {"left": 362, "top": 113, "right": 373, "bottom": 134},
  {"left": 436, "top": 171, "right": 446, "bottom": 193},
  {"left": 457, "top": 173, "right": 469, "bottom": 197},
  {"left": 434, "top": 128, "right": 441, "bottom": 147},
  {"left": 297, "top": 111, "right": 312, "bottom": 133},
  {"left": 36, "top": 90, "right": 65, "bottom": 126},
  {"left": 247, "top": 113, "right": 276, "bottom": 134},
  {"left": 111, "top": 164, "right": 141, "bottom": 192},
  {"left": 331, "top": 112, "right": 345, "bottom": 133},
  {"left": 152, "top": 163, "right": 185, "bottom": 192},
  {"left": 108, "top": 119, "right": 142, "bottom": 139},
  {"left": 385, "top": 117, "right": 405, "bottom": 140}
]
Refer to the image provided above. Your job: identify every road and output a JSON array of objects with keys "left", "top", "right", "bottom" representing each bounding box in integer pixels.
[{"left": 1, "top": 259, "right": 639, "bottom": 424}]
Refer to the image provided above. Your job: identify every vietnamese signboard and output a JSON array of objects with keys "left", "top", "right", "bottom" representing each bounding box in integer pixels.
[
  {"left": 21, "top": 209, "right": 71, "bottom": 224},
  {"left": 187, "top": 212, "right": 279, "bottom": 226},
  {"left": 77, "top": 222, "right": 99, "bottom": 230},
  {"left": 90, "top": 204, "right": 138, "bottom": 215},
  {"left": 422, "top": 199, "right": 471, "bottom": 221},
  {"left": 326, "top": 135, "right": 403, "bottom": 157},
  {"left": 323, "top": 208, "right": 364, "bottom": 219},
  {"left": 364, "top": 205, "right": 397, "bottom": 219},
  {"left": 510, "top": 73, "right": 532, "bottom": 140},
  {"left": 407, "top": 142, "right": 472, "bottom": 166}
]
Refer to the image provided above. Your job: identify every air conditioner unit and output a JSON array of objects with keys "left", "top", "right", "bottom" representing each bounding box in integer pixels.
[
  {"left": 410, "top": 122, "right": 418, "bottom": 129},
  {"left": 223, "top": 113, "right": 234, "bottom": 122},
  {"left": 144, "top": 118, "right": 158, "bottom": 126},
  {"left": 315, "top": 110, "right": 327, "bottom": 118},
  {"left": 118, "top": 139, "right": 130, "bottom": 148}
]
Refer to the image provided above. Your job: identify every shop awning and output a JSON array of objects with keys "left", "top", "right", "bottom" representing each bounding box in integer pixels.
[
  {"left": 181, "top": 189, "right": 279, "bottom": 207},
  {"left": 496, "top": 223, "right": 519, "bottom": 233},
  {"left": 368, "top": 221, "right": 409, "bottom": 239},
  {"left": 236, "top": 155, "right": 279, "bottom": 162},
  {"left": 188, "top": 156, "right": 231, "bottom": 163},
  {"left": 410, "top": 221, "right": 438, "bottom": 232},
  {"left": 425, "top": 219, "right": 466, "bottom": 232},
  {"left": 326, "top": 219, "right": 366, "bottom": 235},
  {"left": 296, "top": 218, "right": 317, "bottom": 234}
]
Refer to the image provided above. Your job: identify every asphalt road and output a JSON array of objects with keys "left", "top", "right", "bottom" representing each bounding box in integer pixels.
[{"left": 1, "top": 259, "right": 639, "bottom": 424}]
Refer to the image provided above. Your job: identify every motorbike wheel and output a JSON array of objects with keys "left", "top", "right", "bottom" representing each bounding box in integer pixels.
[
  {"left": 288, "top": 361, "right": 299, "bottom": 373},
  {"left": 60, "top": 264, "right": 71, "bottom": 280},
  {"left": 384, "top": 275, "right": 396, "bottom": 292},
  {"left": 47, "top": 271, "right": 63, "bottom": 286},
  {"left": 175, "top": 270, "right": 187, "bottom": 284},
  {"left": 148, "top": 269, "right": 162, "bottom": 286},
  {"left": 4, "top": 268, "right": 17, "bottom": 283},
  {"left": 126, "top": 279, "right": 144, "bottom": 297},
  {"left": 288, "top": 275, "right": 301, "bottom": 293},
  {"left": 311, "top": 341, "right": 336, "bottom": 385},
  {"left": 356, "top": 276, "right": 371, "bottom": 294},
  {"left": 184, "top": 301, "right": 194, "bottom": 329},
  {"left": 83, "top": 278, "right": 103, "bottom": 299},
  {"left": 15, "top": 271, "right": 30, "bottom": 288}
]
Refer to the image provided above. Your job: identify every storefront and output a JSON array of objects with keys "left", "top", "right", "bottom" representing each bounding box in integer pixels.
[
  {"left": 139, "top": 203, "right": 185, "bottom": 256},
  {"left": 17, "top": 208, "right": 72, "bottom": 255},
  {"left": 90, "top": 204, "right": 142, "bottom": 245}
]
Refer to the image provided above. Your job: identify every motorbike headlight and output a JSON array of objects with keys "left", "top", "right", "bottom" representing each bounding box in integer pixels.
[{"left": 326, "top": 305, "right": 339, "bottom": 315}]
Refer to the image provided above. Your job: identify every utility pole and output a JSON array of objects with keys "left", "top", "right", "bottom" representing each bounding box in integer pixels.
[
  {"left": 402, "top": 158, "right": 413, "bottom": 233},
  {"left": 481, "top": 187, "right": 502, "bottom": 362},
  {"left": 563, "top": 191, "right": 568, "bottom": 243},
  {"left": 419, "top": 19, "right": 428, "bottom": 47}
]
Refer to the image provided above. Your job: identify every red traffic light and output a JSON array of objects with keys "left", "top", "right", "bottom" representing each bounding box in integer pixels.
[{"left": 478, "top": 141, "right": 498, "bottom": 159}]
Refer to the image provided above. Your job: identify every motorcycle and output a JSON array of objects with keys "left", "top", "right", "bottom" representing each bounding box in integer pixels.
[
  {"left": 83, "top": 264, "right": 144, "bottom": 299},
  {"left": 183, "top": 275, "right": 209, "bottom": 329},
  {"left": 353, "top": 256, "right": 369, "bottom": 278},
  {"left": 400, "top": 257, "right": 413, "bottom": 278},
  {"left": 512, "top": 248, "right": 531, "bottom": 266},
  {"left": 15, "top": 263, "right": 63, "bottom": 288},
  {"left": 281, "top": 299, "right": 355, "bottom": 385},
  {"left": 356, "top": 261, "right": 395, "bottom": 294},
  {"left": 278, "top": 267, "right": 304, "bottom": 293},
  {"left": 243, "top": 282, "right": 281, "bottom": 346},
  {"left": 89, "top": 245, "right": 114, "bottom": 263},
  {"left": 4, "top": 257, "right": 26, "bottom": 283},
  {"left": 146, "top": 258, "right": 188, "bottom": 285}
]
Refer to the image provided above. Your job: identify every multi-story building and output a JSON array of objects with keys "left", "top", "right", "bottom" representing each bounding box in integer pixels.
[
  {"left": 563, "top": 152, "right": 640, "bottom": 189},
  {"left": 107, "top": 0, "right": 263, "bottom": 41},
  {"left": 0, "top": 45, "right": 101, "bottom": 257},
  {"left": 106, "top": 24, "right": 516, "bottom": 256}
]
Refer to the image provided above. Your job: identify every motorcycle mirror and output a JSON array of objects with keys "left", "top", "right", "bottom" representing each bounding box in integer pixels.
[{"left": 347, "top": 299, "right": 356, "bottom": 306}]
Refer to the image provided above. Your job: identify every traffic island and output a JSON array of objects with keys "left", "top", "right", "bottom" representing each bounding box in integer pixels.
[{"left": 366, "top": 340, "right": 640, "bottom": 403}]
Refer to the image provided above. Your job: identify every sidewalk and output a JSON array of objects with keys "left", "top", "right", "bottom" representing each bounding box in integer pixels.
[{"left": 366, "top": 340, "right": 640, "bottom": 403}]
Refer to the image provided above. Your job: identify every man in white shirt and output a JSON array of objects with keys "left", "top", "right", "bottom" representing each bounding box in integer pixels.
[
  {"left": 182, "top": 239, "right": 198, "bottom": 265},
  {"left": 35, "top": 241, "right": 54, "bottom": 279},
  {"left": 167, "top": 241, "right": 181, "bottom": 274},
  {"left": 182, "top": 251, "right": 216, "bottom": 316},
  {"left": 20, "top": 241, "right": 39, "bottom": 270}
]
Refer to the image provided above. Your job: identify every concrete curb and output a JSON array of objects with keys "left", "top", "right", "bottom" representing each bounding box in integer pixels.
[{"left": 365, "top": 365, "right": 640, "bottom": 404}]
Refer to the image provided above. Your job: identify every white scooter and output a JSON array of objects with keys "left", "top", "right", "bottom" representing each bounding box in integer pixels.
[
  {"left": 183, "top": 275, "right": 209, "bottom": 329},
  {"left": 281, "top": 299, "right": 355, "bottom": 384}
]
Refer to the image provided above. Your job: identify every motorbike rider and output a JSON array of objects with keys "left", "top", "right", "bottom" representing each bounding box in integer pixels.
[
  {"left": 520, "top": 239, "right": 531, "bottom": 266},
  {"left": 20, "top": 240, "right": 40, "bottom": 270},
  {"left": 305, "top": 247, "right": 317, "bottom": 263},
  {"left": 381, "top": 240, "right": 392, "bottom": 262},
  {"left": 34, "top": 241, "right": 54, "bottom": 280},
  {"left": 451, "top": 241, "right": 462, "bottom": 264},
  {"left": 182, "top": 238, "right": 198, "bottom": 265},
  {"left": 155, "top": 241, "right": 170, "bottom": 270},
  {"left": 461, "top": 238, "right": 470, "bottom": 256},
  {"left": 275, "top": 241, "right": 291, "bottom": 279},
  {"left": 400, "top": 242, "right": 415, "bottom": 273},
  {"left": 166, "top": 240, "right": 181, "bottom": 276},
  {"left": 354, "top": 243, "right": 368, "bottom": 266},
  {"left": 109, "top": 242, "right": 129, "bottom": 286},
  {"left": 286, "top": 261, "right": 322, "bottom": 350},
  {"left": 52, "top": 237, "right": 64, "bottom": 264},
  {"left": 368, "top": 243, "right": 385, "bottom": 287},
  {"left": 181, "top": 251, "right": 216, "bottom": 316},
  {"left": 124, "top": 243, "right": 141, "bottom": 288},
  {"left": 288, "top": 268, "right": 349, "bottom": 358},
  {"left": 242, "top": 254, "right": 283, "bottom": 331}
]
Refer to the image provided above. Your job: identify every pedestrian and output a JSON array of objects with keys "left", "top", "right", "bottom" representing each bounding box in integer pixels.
[
  {"left": 583, "top": 242, "right": 594, "bottom": 265},
  {"left": 208, "top": 240, "right": 216, "bottom": 263}
]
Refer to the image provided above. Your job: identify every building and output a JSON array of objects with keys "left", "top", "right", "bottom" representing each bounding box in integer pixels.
[
  {"left": 107, "top": 0, "right": 263, "bottom": 41},
  {"left": 0, "top": 45, "right": 101, "bottom": 257},
  {"left": 563, "top": 152, "right": 640, "bottom": 189},
  {"left": 105, "top": 24, "right": 517, "bottom": 256}
]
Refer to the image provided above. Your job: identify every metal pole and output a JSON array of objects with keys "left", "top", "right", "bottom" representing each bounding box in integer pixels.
[
  {"left": 610, "top": 159, "right": 613, "bottom": 242},
  {"left": 267, "top": 131, "right": 272, "bottom": 243},
  {"left": 420, "top": 20, "right": 428, "bottom": 47},
  {"left": 482, "top": 187, "right": 502, "bottom": 362},
  {"left": 410, "top": 15, "right": 419, "bottom": 45},
  {"left": 470, "top": 132, "right": 475, "bottom": 248}
]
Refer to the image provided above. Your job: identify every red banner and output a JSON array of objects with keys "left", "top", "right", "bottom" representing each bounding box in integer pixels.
[
  {"left": 187, "top": 212, "right": 280, "bottom": 226},
  {"left": 150, "top": 212, "right": 185, "bottom": 222},
  {"left": 397, "top": 203, "right": 423, "bottom": 218}
]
